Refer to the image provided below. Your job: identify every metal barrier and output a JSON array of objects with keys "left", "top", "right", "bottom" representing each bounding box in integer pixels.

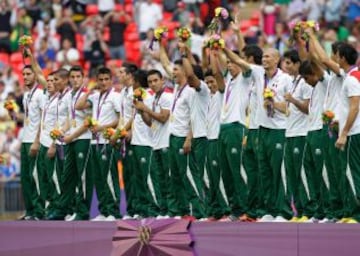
[{"left": 0, "top": 178, "right": 24, "bottom": 214}]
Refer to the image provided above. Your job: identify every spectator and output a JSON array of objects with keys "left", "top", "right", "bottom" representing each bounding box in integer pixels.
[
  {"left": 324, "top": 0, "right": 342, "bottom": 27},
  {"left": 1, "top": 67, "right": 19, "bottom": 96},
  {"left": 286, "top": 0, "right": 304, "bottom": 23},
  {"left": 36, "top": 38, "right": 56, "bottom": 69},
  {"left": 0, "top": 153, "right": 17, "bottom": 181},
  {"left": 140, "top": 28, "right": 161, "bottom": 70},
  {"left": 103, "top": 6, "right": 131, "bottom": 60},
  {"left": 63, "top": 0, "right": 86, "bottom": 24},
  {"left": 35, "top": 11, "right": 57, "bottom": 39},
  {"left": 81, "top": 14, "right": 103, "bottom": 60},
  {"left": 136, "top": 0, "right": 162, "bottom": 40},
  {"left": 303, "top": 0, "right": 323, "bottom": 22},
  {"left": 86, "top": 30, "right": 108, "bottom": 78},
  {"left": 163, "top": 0, "right": 178, "bottom": 12},
  {"left": 0, "top": 1, "right": 13, "bottom": 53},
  {"left": 173, "top": 1, "right": 191, "bottom": 27},
  {"left": 261, "top": 0, "right": 279, "bottom": 36},
  {"left": 56, "top": 38, "right": 80, "bottom": 70},
  {"left": 25, "top": 0, "right": 42, "bottom": 28},
  {"left": 35, "top": 24, "right": 60, "bottom": 52},
  {"left": 56, "top": 7, "right": 77, "bottom": 49},
  {"left": 98, "top": 0, "right": 115, "bottom": 16},
  {"left": 0, "top": 127, "right": 21, "bottom": 176},
  {"left": 10, "top": 6, "right": 32, "bottom": 52},
  {"left": 346, "top": 0, "right": 360, "bottom": 25}
]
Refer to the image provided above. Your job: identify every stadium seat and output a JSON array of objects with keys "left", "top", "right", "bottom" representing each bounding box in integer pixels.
[
  {"left": 163, "top": 12, "right": 173, "bottom": 21},
  {"left": 106, "top": 59, "right": 123, "bottom": 68},
  {"left": 10, "top": 52, "right": 23, "bottom": 64},
  {"left": 126, "top": 32, "right": 139, "bottom": 42},
  {"left": 0, "top": 53, "right": 9, "bottom": 64},
  {"left": 124, "top": 0, "right": 132, "bottom": 4},
  {"left": 86, "top": 4, "right": 98, "bottom": 15},
  {"left": 124, "top": 4, "right": 133, "bottom": 16},
  {"left": 115, "top": 4, "right": 123, "bottom": 12}
]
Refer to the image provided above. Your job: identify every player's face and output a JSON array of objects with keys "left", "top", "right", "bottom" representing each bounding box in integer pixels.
[
  {"left": 147, "top": 74, "right": 164, "bottom": 93},
  {"left": 53, "top": 74, "right": 68, "bottom": 92},
  {"left": 97, "top": 73, "right": 112, "bottom": 93},
  {"left": 205, "top": 75, "right": 217, "bottom": 93},
  {"left": 22, "top": 68, "right": 36, "bottom": 87},
  {"left": 227, "top": 60, "right": 241, "bottom": 77},
  {"left": 173, "top": 64, "right": 185, "bottom": 84},
  {"left": 117, "top": 67, "right": 127, "bottom": 84},
  {"left": 46, "top": 75, "right": 56, "bottom": 94},
  {"left": 69, "top": 71, "right": 83, "bottom": 90},
  {"left": 302, "top": 74, "right": 319, "bottom": 87},
  {"left": 282, "top": 58, "right": 298, "bottom": 76}
]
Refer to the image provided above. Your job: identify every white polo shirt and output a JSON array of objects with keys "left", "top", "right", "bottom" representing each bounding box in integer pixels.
[
  {"left": 88, "top": 88, "right": 121, "bottom": 144},
  {"left": 286, "top": 76, "right": 313, "bottom": 137},
  {"left": 308, "top": 71, "right": 331, "bottom": 132},
  {"left": 323, "top": 70, "right": 345, "bottom": 121},
  {"left": 40, "top": 93, "right": 59, "bottom": 148},
  {"left": 119, "top": 86, "right": 133, "bottom": 128},
  {"left": 55, "top": 87, "right": 71, "bottom": 145},
  {"left": 169, "top": 84, "right": 195, "bottom": 137},
  {"left": 66, "top": 87, "right": 92, "bottom": 141},
  {"left": 191, "top": 81, "right": 210, "bottom": 138},
  {"left": 22, "top": 85, "right": 43, "bottom": 143},
  {"left": 131, "top": 89, "right": 153, "bottom": 147},
  {"left": 150, "top": 89, "right": 173, "bottom": 150},
  {"left": 207, "top": 91, "right": 223, "bottom": 140},
  {"left": 252, "top": 66, "right": 292, "bottom": 129},
  {"left": 220, "top": 72, "right": 252, "bottom": 125},
  {"left": 339, "top": 67, "right": 360, "bottom": 136}
]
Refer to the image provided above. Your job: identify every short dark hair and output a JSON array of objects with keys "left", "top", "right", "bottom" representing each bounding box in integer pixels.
[
  {"left": 174, "top": 59, "right": 183, "bottom": 66},
  {"left": 331, "top": 41, "right": 345, "bottom": 55},
  {"left": 192, "top": 64, "right": 204, "bottom": 81},
  {"left": 204, "top": 69, "right": 215, "bottom": 77},
  {"left": 242, "top": 44, "right": 263, "bottom": 65},
  {"left": 192, "top": 54, "right": 200, "bottom": 65},
  {"left": 23, "top": 65, "right": 34, "bottom": 72},
  {"left": 69, "top": 65, "right": 84, "bottom": 76},
  {"left": 338, "top": 43, "right": 358, "bottom": 65},
  {"left": 147, "top": 69, "right": 163, "bottom": 79},
  {"left": 299, "top": 60, "right": 322, "bottom": 76},
  {"left": 134, "top": 69, "right": 149, "bottom": 88},
  {"left": 97, "top": 67, "right": 112, "bottom": 78},
  {"left": 54, "top": 68, "right": 69, "bottom": 79},
  {"left": 283, "top": 49, "right": 301, "bottom": 64},
  {"left": 47, "top": 71, "right": 56, "bottom": 77},
  {"left": 122, "top": 62, "right": 138, "bottom": 75}
]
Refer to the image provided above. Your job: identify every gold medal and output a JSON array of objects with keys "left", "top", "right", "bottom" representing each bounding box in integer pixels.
[
  {"left": 223, "top": 105, "right": 228, "bottom": 113},
  {"left": 72, "top": 119, "right": 76, "bottom": 128},
  {"left": 285, "top": 109, "right": 290, "bottom": 117},
  {"left": 151, "top": 123, "right": 157, "bottom": 130},
  {"left": 170, "top": 115, "right": 174, "bottom": 122},
  {"left": 25, "top": 117, "right": 30, "bottom": 125}
]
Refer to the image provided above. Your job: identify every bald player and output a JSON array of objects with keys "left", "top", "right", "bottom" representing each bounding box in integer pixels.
[{"left": 225, "top": 48, "right": 293, "bottom": 222}]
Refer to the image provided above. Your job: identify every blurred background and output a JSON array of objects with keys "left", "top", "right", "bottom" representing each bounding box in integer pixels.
[{"left": 0, "top": 0, "right": 359, "bottom": 220}]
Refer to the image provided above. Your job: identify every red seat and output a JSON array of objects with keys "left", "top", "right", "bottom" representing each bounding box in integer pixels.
[
  {"left": 125, "top": 22, "right": 138, "bottom": 33},
  {"left": 126, "top": 32, "right": 139, "bottom": 42},
  {"left": 124, "top": 4, "right": 133, "bottom": 16},
  {"left": 86, "top": 4, "right": 98, "bottom": 15},
  {"left": 10, "top": 52, "right": 23, "bottom": 64},
  {"left": 106, "top": 59, "right": 123, "bottom": 68},
  {"left": 240, "top": 20, "right": 252, "bottom": 33},
  {"left": 0, "top": 53, "right": 9, "bottom": 64},
  {"left": 103, "top": 28, "right": 110, "bottom": 42},
  {"left": 124, "top": 0, "right": 132, "bottom": 4},
  {"left": 115, "top": 4, "right": 123, "bottom": 12}
]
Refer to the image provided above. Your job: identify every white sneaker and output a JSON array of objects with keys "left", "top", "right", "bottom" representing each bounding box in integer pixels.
[
  {"left": 173, "top": 216, "right": 182, "bottom": 220},
  {"left": 133, "top": 214, "right": 141, "bottom": 220},
  {"left": 258, "top": 214, "right": 275, "bottom": 222},
  {"left": 198, "top": 218, "right": 208, "bottom": 222},
  {"left": 319, "top": 218, "right": 329, "bottom": 223},
  {"left": 105, "top": 215, "right": 116, "bottom": 221},
  {"left": 122, "top": 215, "right": 133, "bottom": 220},
  {"left": 65, "top": 213, "right": 76, "bottom": 221},
  {"left": 91, "top": 214, "right": 106, "bottom": 221},
  {"left": 273, "top": 216, "right": 288, "bottom": 222}
]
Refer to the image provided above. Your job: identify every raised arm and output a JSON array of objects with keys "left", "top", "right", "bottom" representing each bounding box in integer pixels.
[
  {"left": 75, "top": 90, "right": 92, "bottom": 110},
  {"left": 159, "top": 41, "right": 173, "bottom": 77},
  {"left": 25, "top": 48, "right": 47, "bottom": 88},
  {"left": 210, "top": 50, "right": 225, "bottom": 93},
  {"left": 231, "top": 19, "right": 245, "bottom": 53},
  {"left": 222, "top": 47, "right": 251, "bottom": 72}
]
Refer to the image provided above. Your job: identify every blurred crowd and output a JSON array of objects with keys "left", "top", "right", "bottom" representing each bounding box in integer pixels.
[{"left": 0, "top": 0, "right": 359, "bottom": 181}]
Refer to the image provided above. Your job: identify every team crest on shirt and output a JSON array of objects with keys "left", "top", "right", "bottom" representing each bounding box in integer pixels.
[
  {"left": 275, "top": 143, "right": 282, "bottom": 150},
  {"left": 315, "top": 149, "right": 322, "bottom": 155},
  {"left": 293, "top": 148, "right": 300, "bottom": 154}
]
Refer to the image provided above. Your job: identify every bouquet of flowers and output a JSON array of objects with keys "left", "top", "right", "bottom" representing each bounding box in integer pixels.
[
  {"left": 263, "top": 88, "right": 275, "bottom": 118},
  {"left": 103, "top": 127, "right": 116, "bottom": 140},
  {"left": 49, "top": 128, "right": 63, "bottom": 141},
  {"left": 116, "top": 128, "right": 128, "bottom": 139},
  {"left": 149, "top": 26, "right": 168, "bottom": 50},
  {"left": 18, "top": 35, "right": 33, "bottom": 58},
  {"left": 322, "top": 110, "right": 338, "bottom": 138},
  {"left": 288, "top": 20, "right": 320, "bottom": 45},
  {"left": 4, "top": 99, "right": 18, "bottom": 120},
  {"left": 208, "top": 7, "right": 229, "bottom": 34},
  {"left": 83, "top": 116, "right": 98, "bottom": 128},
  {"left": 207, "top": 34, "right": 225, "bottom": 50},
  {"left": 133, "top": 87, "right": 146, "bottom": 102},
  {"left": 177, "top": 27, "right": 191, "bottom": 42}
]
